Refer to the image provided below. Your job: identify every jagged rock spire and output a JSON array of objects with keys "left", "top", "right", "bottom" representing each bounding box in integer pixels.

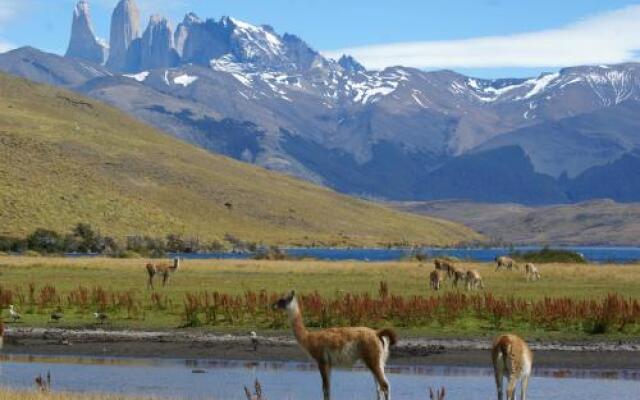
[
  {"left": 139, "top": 15, "right": 179, "bottom": 70},
  {"left": 107, "top": 0, "right": 140, "bottom": 71},
  {"left": 65, "top": 0, "right": 107, "bottom": 64},
  {"left": 338, "top": 55, "right": 366, "bottom": 73},
  {"left": 174, "top": 13, "right": 201, "bottom": 57}
]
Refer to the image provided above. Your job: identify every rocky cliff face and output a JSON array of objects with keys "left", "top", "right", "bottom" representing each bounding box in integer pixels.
[
  {"left": 136, "top": 15, "right": 180, "bottom": 70},
  {"left": 65, "top": 0, "right": 107, "bottom": 64},
  {"left": 174, "top": 13, "right": 200, "bottom": 57},
  {"left": 106, "top": 0, "right": 140, "bottom": 71}
]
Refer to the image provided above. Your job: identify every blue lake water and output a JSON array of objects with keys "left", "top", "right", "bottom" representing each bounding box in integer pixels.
[
  {"left": 171, "top": 246, "right": 640, "bottom": 263},
  {"left": 1, "top": 355, "right": 640, "bottom": 400}
]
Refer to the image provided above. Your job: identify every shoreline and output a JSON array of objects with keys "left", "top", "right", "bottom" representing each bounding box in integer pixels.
[{"left": 4, "top": 328, "right": 640, "bottom": 369}]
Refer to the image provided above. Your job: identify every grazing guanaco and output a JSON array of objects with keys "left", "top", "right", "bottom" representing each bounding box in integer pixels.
[
  {"left": 492, "top": 334, "right": 533, "bottom": 400},
  {"left": 495, "top": 256, "right": 517, "bottom": 271},
  {"left": 430, "top": 269, "right": 445, "bottom": 291},
  {"left": 465, "top": 270, "right": 484, "bottom": 290},
  {"left": 273, "top": 291, "right": 397, "bottom": 400},
  {"left": 524, "top": 263, "right": 541, "bottom": 281},
  {"left": 451, "top": 267, "right": 466, "bottom": 288},
  {"left": 146, "top": 257, "right": 181, "bottom": 289},
  {"left": 434, "top": 258, "right": 455, "bottom": 278}
]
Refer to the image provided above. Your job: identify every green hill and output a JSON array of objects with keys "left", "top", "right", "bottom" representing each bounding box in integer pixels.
[{"left": 0, "top": 73, "right": 481, "bottom": 247}]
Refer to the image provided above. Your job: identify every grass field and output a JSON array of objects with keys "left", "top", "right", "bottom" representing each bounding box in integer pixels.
[
  {"left": 0, "top": 72, "right": 479, "bottom": 248},
  {"left": 2, "top": 256, "right": 640, "bottom": 340},
  {"left": 0, "top": 388, "right": 155, "bottom": 400}
]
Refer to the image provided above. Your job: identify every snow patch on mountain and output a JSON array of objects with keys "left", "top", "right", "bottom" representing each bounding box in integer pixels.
[
  {"left": 226, "top": 17, "right": 284, "bottom": 63},
  {"left": 211, "top": 57, "right": 253, "bottom": 87},
  {"left": 174, "top": 73, "right": 198, "bottom": 87},
  {"left": 344, "top": 69, "right": 408, "bottom": 104},
  {"left": 520, "top": 73, "right": 560, "bottom": 100},
  {"left": 124, "top": 71, "right": 149, "bottom": 82}
]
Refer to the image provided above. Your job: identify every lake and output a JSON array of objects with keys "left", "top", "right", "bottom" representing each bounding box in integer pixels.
[
  {"left": 1, "top": 354, "right": 639, "bottom": 399},
  {"left": 172, "top": 246, "right": 640, "bottom": 263}
]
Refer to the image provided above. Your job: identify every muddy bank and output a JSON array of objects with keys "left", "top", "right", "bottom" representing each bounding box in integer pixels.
[{"left": 3, "top": 328, "right": 640, "bottom": 369}]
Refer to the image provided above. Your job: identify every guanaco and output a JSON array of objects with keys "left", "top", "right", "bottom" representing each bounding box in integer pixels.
[
  {"left": 495, "top": 256, "right": 517, "bottom": 272},
  {"left": 146, "top": 257, "right": 181, "bottom": 289},
  {"left": 273, "top": 291, "right": 397, "bottom": 400},
  {"left": 451, "top": 267, "right": 466, "bottom": 288},
  {"left": 492, "top": 334, "right": 533, "bottom": 400},
  {"left": 430, "top": 269, "right": 445, "bottom": 291},
  {"left": 465, "top": 270, "right": 484, "bottom": 290},
  {"left": 434, "top": 258, "right": 455, "bottom": 278},
  {"left": 524, "top": 263, "right": 541, "bottom": 281},
  {"left": 0, "top": 321, "right": 4, "bottom": 350}
]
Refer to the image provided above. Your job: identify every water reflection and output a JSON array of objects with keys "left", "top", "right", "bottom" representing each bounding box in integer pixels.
[{"left": 1, "top": 354, "right": 639, "bottom": 400}]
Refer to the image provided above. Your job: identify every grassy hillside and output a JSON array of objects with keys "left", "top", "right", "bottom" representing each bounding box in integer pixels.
[{"left": 0, "top": 73, "right": 480, "bottom": 246}]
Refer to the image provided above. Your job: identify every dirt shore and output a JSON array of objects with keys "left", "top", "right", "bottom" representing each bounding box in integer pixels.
[{"left": 3, "top": 328, "right": 640, "bottom": 369}]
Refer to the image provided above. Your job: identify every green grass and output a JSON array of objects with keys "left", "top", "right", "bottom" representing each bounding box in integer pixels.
[
  {"left": 0, "top": 72, "right": 480, "bottom": 247},
  {"left": 2, "top": 256, "right": 640, "bottom": 340}
]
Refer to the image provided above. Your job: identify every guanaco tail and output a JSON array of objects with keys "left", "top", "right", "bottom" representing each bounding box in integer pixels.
[
  {"left": 273, "top": 290, "right": 398, "bottom": 400},
  {"left": 492, "top": 333, "right": 533, "bottom": 400}
]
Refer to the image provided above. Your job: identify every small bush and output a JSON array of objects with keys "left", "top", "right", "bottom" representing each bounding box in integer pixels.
[
  {"left": 510, "top": 247, "right": 586, "bottom": 263},
  {"left": 115, "top": 250, "right": 142, "bottom": 259},
  {"left": 26, "top": 229, "right": 64, "bottom": 254},
  {"left": 254, "top": 246, "right": 288, "bottom": 260}
]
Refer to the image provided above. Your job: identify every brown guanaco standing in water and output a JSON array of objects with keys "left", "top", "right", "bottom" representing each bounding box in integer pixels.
[
  {"left": 273, "top": 291, "right": 397, "bottom": 400},
  {"left": 146, "top": 257, "right": 181, "bottom": 289},
  {"left": 492, "top": 333, "right": 533, "bottom": 400}
]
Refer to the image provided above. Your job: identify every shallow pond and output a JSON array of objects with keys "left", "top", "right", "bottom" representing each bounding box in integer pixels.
[{"left": 1, "top": 355, "right": 640, "bottom": 399}]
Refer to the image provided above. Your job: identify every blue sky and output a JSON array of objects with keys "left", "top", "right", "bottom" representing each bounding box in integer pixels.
[{"left": 1, "top": 0, "right": 640, "bottom": 78}]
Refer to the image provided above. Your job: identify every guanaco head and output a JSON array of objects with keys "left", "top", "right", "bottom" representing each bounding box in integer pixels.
[{"left": 272, "top": 290, "right": 296, "bottom": 311}]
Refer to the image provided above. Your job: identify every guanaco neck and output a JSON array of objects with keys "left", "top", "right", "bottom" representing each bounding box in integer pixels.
[{"left": 287, "top": 298, "right": 308, "bottom": 346}]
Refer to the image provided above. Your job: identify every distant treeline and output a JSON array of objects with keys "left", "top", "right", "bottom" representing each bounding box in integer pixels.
[
  {"left": 509, "top": 247, "right": 587, "bottom": 264},
  {"left": 0, "top": 223, "right": 259, "bottom": 258}
]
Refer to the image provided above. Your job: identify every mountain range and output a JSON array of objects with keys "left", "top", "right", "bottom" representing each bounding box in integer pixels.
[{"left": 2, "top": 0, "right": 640, "bottom": 204}]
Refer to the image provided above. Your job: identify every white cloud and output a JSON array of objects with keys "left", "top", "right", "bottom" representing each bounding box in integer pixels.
[
  {"left": 323, "top": 5, "right": 640, "bottom": 70},
  {"left": 0, "top": 0, "right": 22, "bottom": 53},
  {"left": 0, "top": 0, "right": 20, "bottom": 22},
  {"left": 0, "top": 40, "right": 14, "bottom": 53}
]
